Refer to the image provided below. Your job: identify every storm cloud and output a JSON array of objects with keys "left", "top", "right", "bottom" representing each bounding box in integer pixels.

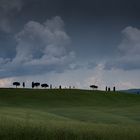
[
  {"left": 105, "top": 26, "right": 140, "bottom": 70},
  {"left": 0, "top": 16, "right": 75, "bottom": 78},
  {"left": 0, "top": 0, "right": 140, "bottom": 89},
  {"left": 0, "top": 0, "right": 23, "bottom": 33}
]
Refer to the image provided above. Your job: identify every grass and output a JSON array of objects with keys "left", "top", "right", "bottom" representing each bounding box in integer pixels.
[{"left": 0, "top": 88, "right": 139, "bottom": 139}]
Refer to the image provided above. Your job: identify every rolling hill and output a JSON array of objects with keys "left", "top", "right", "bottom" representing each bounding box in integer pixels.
[
  {"left": 120, "top": 89, "right": 140, "bottom": 94},
  {"left": 0, "top": 88, "right": 139, "bottom": 140}
]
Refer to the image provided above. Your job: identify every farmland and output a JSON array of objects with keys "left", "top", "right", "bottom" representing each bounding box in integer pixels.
[{"left": 0, "top": 88, "right": 139, "bottom": 140}]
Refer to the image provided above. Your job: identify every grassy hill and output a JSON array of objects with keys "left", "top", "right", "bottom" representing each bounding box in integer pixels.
[
  {"left": 0, "top": 88, "right": 139, "bottom": 140},
  {"left": 121, "top": 89, "right": 140, "bottom": 94}
]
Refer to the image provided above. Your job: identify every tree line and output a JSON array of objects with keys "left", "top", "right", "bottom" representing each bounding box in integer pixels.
[
  {"left": 12, "top": 82, "right": 74, "bottom": 89},
  {"left": 90, "top": 85, "right": 116, "bottom": 92},
  {"left": 13, "top": 82, "right": 116, "bottom": 91},
  {"left": 13, "top": 82, "right": 49, "bottom": 89}
]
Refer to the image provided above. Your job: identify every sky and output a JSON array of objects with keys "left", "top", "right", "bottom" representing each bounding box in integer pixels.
[{"left": 0, "top": 0, "right": 140, "bottom": 90}]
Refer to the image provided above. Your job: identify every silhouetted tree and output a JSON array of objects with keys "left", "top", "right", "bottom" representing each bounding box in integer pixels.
[
  {"left": 108, "top": 87, "right": 111, "bottom": 92},
  {"left": 23, "top": 82, "right": 25, "bottom": 88},
  {"left": 34, "top": 82, "right": 40, "bottom": 88},
  {"left": 32, "top": 82, "right": 34, "bottom": 88},
  {"left": 13, "top": 82, "right": 20, "bottom": 88},
  {"left": 90, "top": 85, "right": 98, "bottom": 90},
  {"left": 59, "top": 85, "right": 62, "bottom": 89},
  {"left": 113, "top": 86, "right": 116, "bottom": 92},
  {"left": 106, "top": 86, "right": 108, "bottom": 91},
  {"left": 41, "top": 83, "right": 49, "bottom": 88}
]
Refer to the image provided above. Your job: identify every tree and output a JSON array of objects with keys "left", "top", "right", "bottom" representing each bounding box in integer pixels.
[
  {"left": 23, "top": 82, "right": 25, "bottom": 88},
  {"left": 105, "top": 86, "right": 108, "bottom": 91},
  {"left": 59, "top": 85, "right": 62, "bottom": 89},
  {"left": 113, "top": 86, "right": 116, "bottom": 92},
  {"left": 90, "top": 85, "right": 98, "bottom": 90},
  {"left": 108, "top": 87, "right": 111, "bottom": 92},
  {"left": 13, "top": 82, "right": 20, "bottom": 88},
  {"left": 32, "top": 82, "right": 34, "bottom": 88},
  {"left": 33, "top": 82, "right": 40, "bottom": 88},
  {"left": 41, "top": 83, "right": 49, "bottom": 88}
]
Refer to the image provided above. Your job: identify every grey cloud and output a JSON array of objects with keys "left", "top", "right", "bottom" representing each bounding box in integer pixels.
[
  {"left": 105, "top": 26, "right": 140, "bottom": 70},
  {"left": 0, "top": 0, "right": 22, "bottom": 11},
  {"left": 14, "top": 16, "right": 72, "bottom": 64},
  {"left": 0, "top": 16, "right": 75, "bottom": 78},
  {"left": 0, "top": 0, "right": 23, "bottom": 33},
  {"left": 87, "top": 61, "right": 98, "bottom": 69}
]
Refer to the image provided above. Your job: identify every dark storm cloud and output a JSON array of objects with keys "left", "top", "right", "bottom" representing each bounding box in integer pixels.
[
  {"left": 0, "top": 0, "right": 140, "bottom": 79},
  {"left": 0, "top": 16, "right": 75, "bottom": 78},
  {"left": 0, "top": 0, "right": 23, "bottom": 59},
  {"left": 0, "top": 0, "right": 23, "bottom": 33},
  {"left": 23, "top": 0, "right": 140, "bottom": 20}
]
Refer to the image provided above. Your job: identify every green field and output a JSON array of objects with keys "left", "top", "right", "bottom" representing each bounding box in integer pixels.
[{"left": 0, "top": 88, "right": 139, "bottom": 140}]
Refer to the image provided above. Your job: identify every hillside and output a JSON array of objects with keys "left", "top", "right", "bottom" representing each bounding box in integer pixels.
[
  {"left": 121, "top": 89, "right": 140, "bottom": 94},
  {"left": 0, "top": 88, "right": 139, "bottom": 140}
]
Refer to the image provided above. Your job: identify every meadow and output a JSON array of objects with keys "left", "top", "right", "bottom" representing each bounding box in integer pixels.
[{"left": 0, "top": 88, "right": 139, "bottom": 140}]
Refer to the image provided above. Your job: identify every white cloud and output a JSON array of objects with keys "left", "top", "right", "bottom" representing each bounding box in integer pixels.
[
  {"left": 84, "top": 64, "right": 140, "bottom": 90},
  {"left": 85, "top": 64, "right": 106, "bottom": 89},
  {"left": 117, "top": 81, "right": 135, "bottom": 90},
  {"left": 0, "top": 78, "right": 13, "bottom": 87},
  {"left": 1, "top": 62, "right": 140, "bottom": 90},
  {"left": 105, "top": 26, "right": 140, "bottom": 70},
  {"left": 14, "top": 16, "right": 72, "bottom": 64},
  {"left": 119, "top": 26, "right": 140, "bottom": 56},
  {"left": 0, "top": 16, "right": 75, "bottom": 78}
]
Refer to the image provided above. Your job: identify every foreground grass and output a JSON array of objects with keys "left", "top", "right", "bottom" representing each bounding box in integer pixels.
[{"left": 0, "top": 88, "right": 139, "bottom": 140}]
